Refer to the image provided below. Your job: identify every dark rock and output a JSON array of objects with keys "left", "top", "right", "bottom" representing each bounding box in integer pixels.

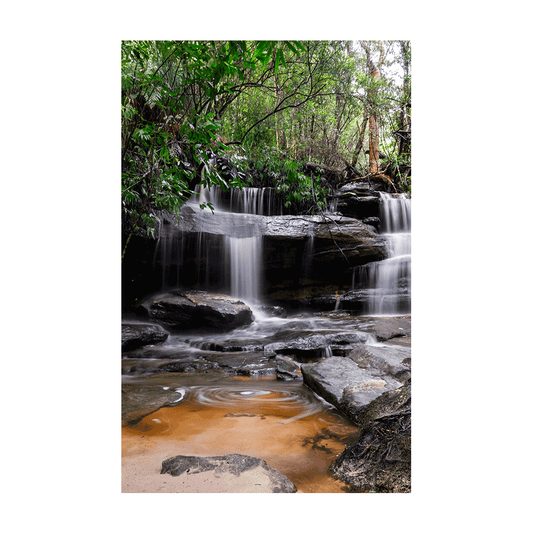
[
  {"left": 157, "top": 361, "right": 218, "bottom": 373},
  {"left": 121, "top": 323, "right": 169, "bottom": 352},
  {"left": 301, "top": 357, "right": 401, "bottom": 414},
  {"left": 330, "top": 187, "right": 381, "bottom": 220},
  {"left": 332, "top": 382, "right": 411, "bottom": 492},
  {"left": 274, "top": 355, "right": 301, "bottom": 381},
  {"left": 204, "top": 352, "right": 277, "bottom": 376},
  {"left": 260, "top": 305, "right": 288, "bottom": 318},
  {"left": 265, "top": 334, "right": 332, "bottom": 361},
  {"left": 141, "top": 290, "right": 253, "bottom": 331},
  {"left": 161, "top": 454, "right": 298, "bottom": 493},
  {"left": 362, "top": 217, "right": 380, "bottom": 229}
]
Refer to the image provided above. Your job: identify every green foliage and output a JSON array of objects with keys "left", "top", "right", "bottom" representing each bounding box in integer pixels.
[
  {"left": 121, "top": 40, "right": 411, "bottom": 256},
  {"left": 245, "top": 145, "right": 327, "bottom": 212}
]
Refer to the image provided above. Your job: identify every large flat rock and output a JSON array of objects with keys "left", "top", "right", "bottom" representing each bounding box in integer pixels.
[
  {"left": 160, "top": 454, "right": 297, "bottom": 493},
  {"left": 301, "top": 357, "right": 401, "bottom": 415}
]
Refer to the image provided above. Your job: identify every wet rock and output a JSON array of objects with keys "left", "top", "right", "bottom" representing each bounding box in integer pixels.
[
  {"left": 362, "top": 217, "right": 380, "bottom": 229},
  {"left": 260, "top": 305, "right": 288, "bottom": 318},
  {"left": 204, "top": 352, "right": 277, "bottom": 376},
  {"left": 140, "top": 290, "right": 253, "bottom": 331},
  {"left": 158, "top": 361, "right": 218, "bottom": 373},
  {"left": 122, "top": 323, "right": 169, "bottom": 352},
  {"left": 265, "top": 334, "right": 332, "bottom": 361},
  {"left": 349, "top": 315, "right": 411, "bottom": 341},
  {"left": 332, "top": 382, "right": 411, "bottom": 493},
  {"left": 301, "top": 357, "right": 401, "bottom": 414},
  {"left": 330, "top": 185, "right": 381, "bottom": 220},
  {"left": 161, "top": 454, "right": 297, "bottom": 493},
  {"left": 274, "top": 355, "right": 301, "bottom": 381},
  {"left": 122, "top": 384, "right": 185, "bottom": 426},
  {"left": 188, "top": 337, "right": 264, "bottom": 352},
  {"left": 347, "top": 344, "right": 411, "bottom": 383}
]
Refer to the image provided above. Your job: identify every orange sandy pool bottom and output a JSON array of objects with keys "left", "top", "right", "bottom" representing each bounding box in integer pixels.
[{"left": 122, "top": 383, "right": 358, "bottom": 493}]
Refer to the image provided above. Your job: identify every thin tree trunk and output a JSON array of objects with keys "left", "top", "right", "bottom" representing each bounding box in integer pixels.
[
  {"left": 352, "top": 112, "right": 368, "bottom": 167},
  {"left": 361, "top": 41, "right": 385, "bottom": 174}
]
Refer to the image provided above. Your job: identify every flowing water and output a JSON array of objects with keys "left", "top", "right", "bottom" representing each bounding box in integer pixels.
[{"left": 354, "top": 192, "right": 411, "bottom": 315}]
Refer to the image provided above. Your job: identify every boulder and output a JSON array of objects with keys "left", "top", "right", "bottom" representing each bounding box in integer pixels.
[
  {"left": 121, "top": 323, "right": 169, "bottom": 352},
  {"left": 301, "top": 357, "right": 401, "bottom": 414},
  {"left": 160, "top": 454, "right": 297, "bottom": 493},
  {"left": 139, "top": 290, "right": 253, "bottom": 331},
  {"left": 332, "top": 382, "right": 411, "bottom": 492}
]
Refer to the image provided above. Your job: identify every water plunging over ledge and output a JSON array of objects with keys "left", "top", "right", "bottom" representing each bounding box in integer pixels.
[{"left": 353, "top": 192, "right": 411, "bottom": 315}]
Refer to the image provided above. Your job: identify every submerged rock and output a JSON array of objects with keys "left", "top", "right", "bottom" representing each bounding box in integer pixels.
[
  {"left": 160, "top": 454, "right": 297, "bottom": 493},
  {"left": 204, "top": 352, "right": 277, "bottom": 376},
  {"left": 122, "top": 384, "right": 186, "bottom": 426},
  {"left": 332, "top": 382, "right": 411, "bottom": 493},
  {"left": 121, "top": 323, "right": 169, "bottom": 352},
  {"left": 139, "top": 290, "right": 253, "bottom": 331}
]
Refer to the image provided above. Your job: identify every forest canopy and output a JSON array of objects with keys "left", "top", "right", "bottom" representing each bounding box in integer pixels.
[{"left": 121, "top": 40, "right": 411, "bottom": 256}]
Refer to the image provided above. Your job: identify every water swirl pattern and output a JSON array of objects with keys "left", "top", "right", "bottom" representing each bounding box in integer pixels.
[{"left": 178, "top": 381, "right": 328, "bottom": 424}]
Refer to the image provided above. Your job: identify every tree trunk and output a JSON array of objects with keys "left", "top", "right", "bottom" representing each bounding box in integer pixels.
[
  {"left": 361, "top": 41, "right": 385, "bottom": 174},
  {"left": 351, "top": 112, "right": 368, "bottom": 167},
  {"left": 398, "top": 40, "right": 411, "bottom": 160}
]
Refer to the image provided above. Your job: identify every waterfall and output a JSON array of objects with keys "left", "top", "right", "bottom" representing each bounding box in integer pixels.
[
  {"left": 355, "top": 192, "right": 411, "bottom": 315},
  {"left": 226, "top": 235, "right": 262, "bottom": 303},
  {"left": 152, "top": 184, "right": 410, "bottom": 317}
]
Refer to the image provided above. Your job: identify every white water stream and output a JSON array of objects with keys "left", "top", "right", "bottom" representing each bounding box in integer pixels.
[{"left": 357, "top": 192, "right": 411, "bottom": 315}]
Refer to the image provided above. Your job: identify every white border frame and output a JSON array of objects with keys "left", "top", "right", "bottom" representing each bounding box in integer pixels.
[{"left": 100, "top": 19, "right": 431, "bottom": 514}]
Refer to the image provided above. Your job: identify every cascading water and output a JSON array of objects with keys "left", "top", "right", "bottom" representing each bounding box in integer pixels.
[
  {"left": 226, "top": 234, "right": 262, "bottom": 304},
  {"left": 155, "top": 185, "right": 273, "bottom": 307},
  {"left": 195, "top": 184, "right": 282, "bottom": 216},
  {"left": 355, "top": 192, "right": 411, "bottom": 315}
]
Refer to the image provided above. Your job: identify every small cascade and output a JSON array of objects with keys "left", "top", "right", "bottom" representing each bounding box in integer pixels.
[
  {"left": 230, "top": 186, "right": 281, "bottom": 216},
  {"left": 354, "top": 192, "right": 411, "bottom": 315},
  {"left": 152, "top": 214, "right": 184, "bottom": 289},
  {"left": 321, "top": 345, "right": 333, "bottom": 358},
  {"left": 326, "top": 196, "right": 339, "bottom": 214},
  {"left": 192, "top": 184, "right": 283, "bottom": 216},
  {"left": 334, "top": 291, "right": 341, "bottom": 311}
]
